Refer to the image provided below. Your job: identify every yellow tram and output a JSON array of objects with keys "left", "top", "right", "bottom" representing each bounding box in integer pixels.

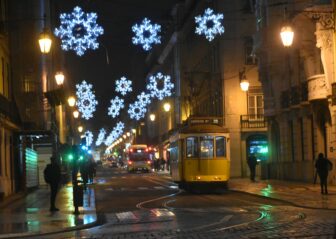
[{"left": 169, "top": 117, "right": 230, "bottom": 191}]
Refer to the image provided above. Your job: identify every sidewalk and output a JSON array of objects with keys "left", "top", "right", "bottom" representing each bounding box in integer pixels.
[
  {"left": 229, "top": 178, "right": 336, "bottom": 210},
  {"left": 0, "top": 184, "right": 97, "bottom": 238}
]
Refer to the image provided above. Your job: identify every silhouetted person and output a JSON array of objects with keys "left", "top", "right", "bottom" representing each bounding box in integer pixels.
[
  {"left": 44, "top": 156, "right": 61, "bottom": 211},
  {"left": 315, "top": 153, "right": 333, "bottom": 194},
  {"left": 247, "top": 153, "right": 258, "bottom": 182}
]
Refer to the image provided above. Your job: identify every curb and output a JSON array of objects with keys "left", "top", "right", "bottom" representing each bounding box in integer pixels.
[
  {"left": 229, "top": 188, "right": 336, "bottom": 211},
  {"left": 0, "top": 217, "right": 100, "bottom": 239}
]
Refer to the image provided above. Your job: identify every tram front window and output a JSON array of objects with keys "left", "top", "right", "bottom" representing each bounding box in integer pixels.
[
  {"left": 216, "top": 136, "right": 226, "bottom": 157},
  {"left": 200, "top": 136, "right": 214, "bottom": 158},
  {"left": 186, "top": 137, "right": 198, "bottom": 158}
]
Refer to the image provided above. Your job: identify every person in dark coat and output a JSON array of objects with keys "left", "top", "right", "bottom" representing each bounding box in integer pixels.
[
  {"left": 44, "top": 156, "right": 61, "bottom": 211},
  {"left": 315, "top": 153, "right": 333, "bottom": 194},
  {"left": 247, "top": 153, "right": 258, "bottom": 182}
]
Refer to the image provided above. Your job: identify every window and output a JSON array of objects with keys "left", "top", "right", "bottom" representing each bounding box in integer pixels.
[
  {"left": 23, "top": 73, "right": 36, "bottom": 93},
  {"left": 248, "top": 88, "right": 264, "bottom": 120},
  {"left": 200, "top": 136, "right": 214, "bottom": 158},
  {"left": 244, "top": 37, "right": 257, "bottom": 65},
  {"left": 216, "top": 136, "right": 226, "bottom": 157},
  {"left": 186, "top": 137, "right": 198, "bottom": 158}
]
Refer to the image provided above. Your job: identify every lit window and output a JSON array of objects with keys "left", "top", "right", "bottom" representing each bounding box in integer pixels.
[
  {"left": 186, "top": 137, "right": 198, "bottom": 158},
  {"left": 200, "top": 136, "right": 214, "bottom": 158}
]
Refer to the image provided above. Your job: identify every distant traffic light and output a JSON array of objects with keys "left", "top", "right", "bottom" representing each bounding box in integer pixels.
[{"left": 68, "top": 154, "right": 74, "bottom": 161}]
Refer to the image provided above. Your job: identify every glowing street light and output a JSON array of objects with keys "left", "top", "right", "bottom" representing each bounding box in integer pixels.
[
  {"left": 55, "top": 72, "right": 65, "bottom": 86},
  {"left": 149, "top": 113, "right": 156, "bottom": 121},
  {"left": 73, "top": 110, "right": 79, "bottom": 118},
  {"left": 39, "top": 29, "right": 52, "bottom": 53},
  {"left": 67, "top": 96, "right": 76, "bottom": 107},
  {"left": 240, "top": 79, "right": 249, "bottom": 91},
  {"left": 163, "top": 102, "right": 171, "bottom": 112},
  {"left": 280, "top": 25, "right": 294, "bottom": 47},
  {"left": 78, "top": 126, "right": 83, "bottom": 133}
]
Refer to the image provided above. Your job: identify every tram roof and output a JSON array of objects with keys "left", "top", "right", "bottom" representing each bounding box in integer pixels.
[
  {"left": 179, "top": 124, "right": 229, "bottom": 134},
  {"left": 175, "top": 117, "right": 229, "bottom": 134}
]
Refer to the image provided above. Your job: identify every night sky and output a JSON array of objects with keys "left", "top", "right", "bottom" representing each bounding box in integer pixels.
[{"left": 55, "top": 0, "right": 181, "bottom": 133}]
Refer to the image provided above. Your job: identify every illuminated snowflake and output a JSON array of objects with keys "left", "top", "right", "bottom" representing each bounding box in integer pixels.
[
  {"left": 146, "top": 72, "right": 174, "bottom": 100},
  {"left": 195, "top": 8, "right": 224, "bottom": 41},
  {"left": 137, "top": 92, "right": 151, "bottom": 106},
  {"left": 132, "top": 18, "right": 161, "bottom": 51},
  {"left": 76, "top": 80, "right": 93, "bottom": 95},
  {"left": 128, "top": 101, "right": 147, "bottom": 120},
  {"left": 76, "top": 80, "right": 98, "bottom": 120},
  {"left": 114, "top": 121, "right": 125, "bottom": 137},
  {"left": 115, "top": 77, "right": 132, "bottom": 96},
  {"left": 95, "top": 128, "right": 106, "bottom": 146},
  {"left": 107, "top": 96, "right": 124, "bottom": 118},
  {"left": 54, "top": 6, "right": 104, "bottom": 56},
  {"left": 104, "top": 131, "right": 117, "bottom": 146},
  {"left": 84, "top": 130, "right": 93, "bottom": 147}
]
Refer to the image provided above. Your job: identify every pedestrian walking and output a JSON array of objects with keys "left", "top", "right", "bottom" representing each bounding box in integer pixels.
[
  {"left": 44, "top": 156, "right": 61, "bottom": 212},
  {"left": 315, "top": 153, "right": 333, "bottom": 194},
  {"left": 247, "top": 153, "right": 258, "bottom": 182}
]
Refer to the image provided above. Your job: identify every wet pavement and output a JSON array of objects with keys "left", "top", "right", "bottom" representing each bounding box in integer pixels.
[
  {"left": 1, "top": 172, "right": 336, "bottom": 238},
  {"left": 229, "top": 178, "right": 336, "bottom": 210},
  {"left": 0, "top": 184, "right": 97, "bottom": 238}
]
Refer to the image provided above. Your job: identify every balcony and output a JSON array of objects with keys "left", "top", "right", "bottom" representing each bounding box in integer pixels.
[
  {"left": 281, "top": 82, "right": 309, "bottom": 109},
  {"left": 240, "top": 115, "right": 267, "bottom": 129},
  {"left": 307, "top": 74, "right": 328, "bottom": 101}
]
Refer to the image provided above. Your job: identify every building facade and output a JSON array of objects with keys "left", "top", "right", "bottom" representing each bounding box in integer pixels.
[{"left": 254, "top": 0, "right": 336, "bottom": 183}]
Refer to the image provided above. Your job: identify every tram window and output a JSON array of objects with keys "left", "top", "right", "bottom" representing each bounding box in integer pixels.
[
  {"left": 200, "top": 136, "right": 214, "bottom": 158},
  {"left": 215, "top": 136, "right": 226, "bottom": 157},
  {"left": 170, "top": 142, "right": 178, "bottom": 162},
  {"left": 186, "top": 137, "right": 198, "bottom": 158}
]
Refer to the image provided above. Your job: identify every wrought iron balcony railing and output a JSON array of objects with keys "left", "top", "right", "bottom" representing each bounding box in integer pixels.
[{"left": 240, "top": 114, "right": 267, "bottom": 129}]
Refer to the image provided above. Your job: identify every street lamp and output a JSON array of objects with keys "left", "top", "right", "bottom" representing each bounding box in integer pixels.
[
  {"left": 73, "top": 110, "right": 79, "bottom": 118},
  {"left": 239, "top": 67, "right": 249, "bottom": 91},
  {"left": 55, "top": 72, "right": 65, "bottom": 86},
  {"left": 78, "top": 126, "right": 83, "bottom": 133},
  {"left": 38, "top": 28, "right": 52, "bottom": 54},
  {"left": 149, "top": 113, "right": 156, "bottom": 121},
  {"left": 280, "top": 25, "right": 294, "bottom": 47},
  {"left": 67, "top": 96, "right": 76, "bottom": 107},
  {"left": 163, "top": 102, "right": 171, "bottom": 112},
  {"left": 240, "top": 79, "right": 249, "bottom": 91}
]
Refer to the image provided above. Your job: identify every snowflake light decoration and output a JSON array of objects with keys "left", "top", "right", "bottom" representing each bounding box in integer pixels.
[
  {"left": 95, "top": 128, "right": 106, "bottom": 146},
  {"left": 146, "top": 72, "right": 174, "bottom": 100},
  {"left": 108, "top": 96, "right": 125, "bottom": 118},
  {"left": 137, "top": 92, "right": 151, "bottom": 106},
  {"left": 128, "top": 101, "right": 147, "bottom": 120},
  {"left": 76, "top": 80, "right": 98, "bottom": 120},
  {"left": 104, "top": 130, "right": 117, "bottom": 146},
  {"left": 84, "top": 130, "right": 94, "bottom": 147},
  {"left": 115, "top": 77, "right": 132, "bottom": 96},
  {"left": 54, "top": 6, "right": 104, "bottom": 56},
  {"left": 114, "top": 121, "right": 125, "bottom": 137},
  {"left": 195, "top": 8, "right": 224, "bottom": 42},
  {"left": 132, "top": 18, "right": 161, "bottom": 51}
]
